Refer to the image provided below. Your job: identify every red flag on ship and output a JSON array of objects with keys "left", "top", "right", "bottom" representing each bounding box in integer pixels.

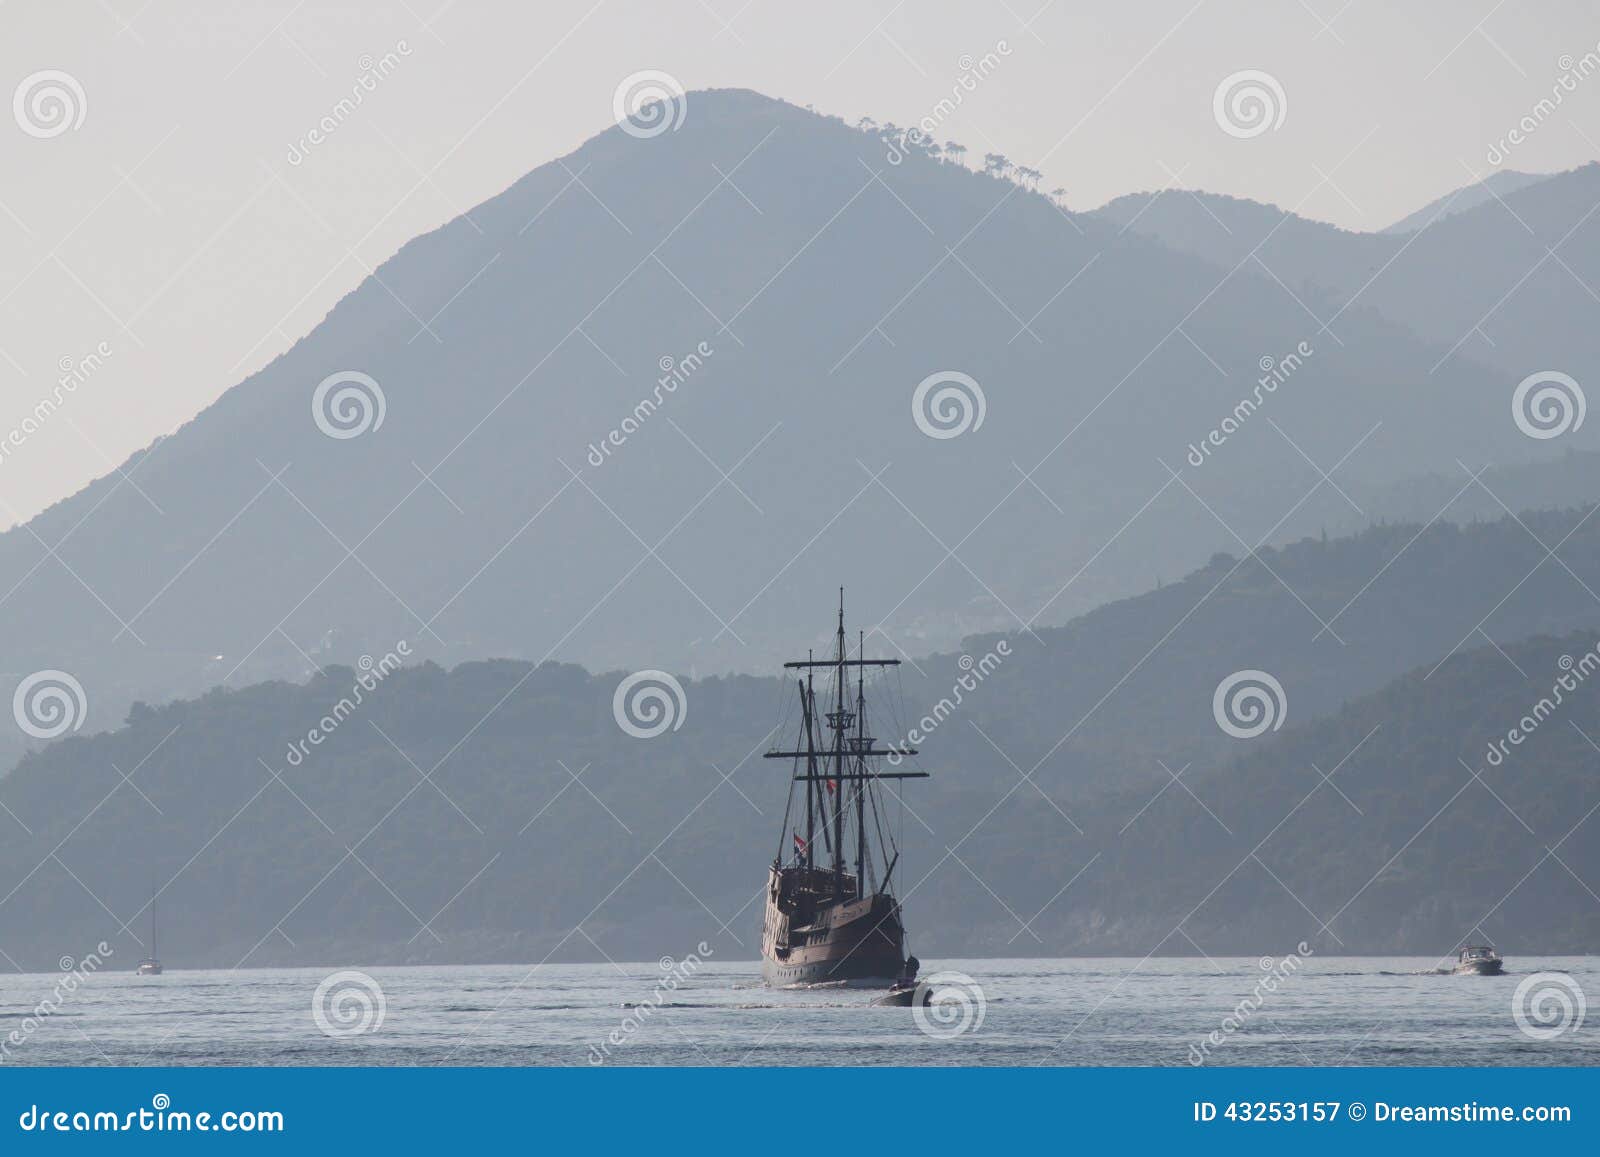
[
  {"left": 793, "top": 831, "right": 807, "bottom": 855},
  {"left": 825, "top": 778, "right": 836, "bottom": 795}
]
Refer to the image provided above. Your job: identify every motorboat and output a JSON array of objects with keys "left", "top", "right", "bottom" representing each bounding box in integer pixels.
[{"left": 1453, "top": 945, "right": 1503, "bottom": 975}]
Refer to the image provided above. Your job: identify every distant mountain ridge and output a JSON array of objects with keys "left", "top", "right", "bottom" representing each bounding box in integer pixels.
[
  {"left": 4, "top": 506, "right": 1600, "bottom": 965},
  {"left": 3, "top": 88, "right": 1566, "bottom": 773},
  {"left": 978, "top": 628, "right": 1600, "bottom": 956},
  {"left": 1093, "top": 163, "right": 1600, "bottom": 378},
  {"left": 1380, "top": 169, "right": 1552, "bottom": 234}
]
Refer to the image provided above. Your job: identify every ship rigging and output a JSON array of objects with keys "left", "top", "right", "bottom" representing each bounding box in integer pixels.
[{"left": 760, "top": 590, "right": 930, "bottom": 987}]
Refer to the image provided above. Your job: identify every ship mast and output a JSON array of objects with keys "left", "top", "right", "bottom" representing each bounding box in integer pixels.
[
  {"left": 765, "top": 589, "right": 928, "bottom": 901},
  {"left": 830, "top": 589, "right": 846, "bottom": 896},
  {"left": 855, "top": 629, "right": 867, "bottom": 894},
  {"left": 802, "top": 655, "right": 817, "bottom": 870}
]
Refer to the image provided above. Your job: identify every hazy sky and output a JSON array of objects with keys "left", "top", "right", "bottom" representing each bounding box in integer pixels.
[{"left": 3, "top": 0, "right": 1598, "bottom": 525}]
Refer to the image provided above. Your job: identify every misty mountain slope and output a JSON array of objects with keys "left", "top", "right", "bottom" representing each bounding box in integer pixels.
[
  {"left": 1, "top": 613, "right": 1595, "bottom": 970},
  {"left": 7, "top": 506, "right": 1600, "bottom": 965},
  {"left": 1358, "top": 163, "right": 1600, "bottom": 377},
  {"left": 1347, "top": 450, "right": 1600, "bottom": 530},
  {"left": 1094, "top": 189, "right": 1396, "bottom": 297},
  {"left": 1381, "top": 169, "right": 1553, "bottom": 234},
  {"left": 973, "top": 629, "right": 1600, "bottom": 956},
  {"left": 941, "top": 507, "right": 1600, "bottom": 788},
  {"left": 0, "top": 90, "right": 1548, "bottom": 764},
  {"left": 1095, "top": 164, "right": 1600, "bottom": 378}
]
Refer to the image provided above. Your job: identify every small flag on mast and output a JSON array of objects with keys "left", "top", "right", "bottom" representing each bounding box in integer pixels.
[{"left": 793, "top": 831, "right": 807, "bottom": 855}]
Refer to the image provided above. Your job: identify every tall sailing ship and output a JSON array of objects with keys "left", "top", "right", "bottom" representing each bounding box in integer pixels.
[{"left": 760, "top": 592, "right": 929, "bottom": 987}]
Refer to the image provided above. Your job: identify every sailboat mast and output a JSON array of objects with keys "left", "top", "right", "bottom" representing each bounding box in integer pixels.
[
  {"left": 803, "top": 660, "right": 816, "bottom": 869},
  {"left": 855, "top": 629, "right": 867, "bottom": 894},
  {"left": 831, "top": 590, "right": 846, "bottom": 896}
]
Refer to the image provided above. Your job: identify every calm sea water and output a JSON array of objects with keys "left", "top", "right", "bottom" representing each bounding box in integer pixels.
[{"left": 2, "top": 957, "right": 1595, "bottom": 1067}]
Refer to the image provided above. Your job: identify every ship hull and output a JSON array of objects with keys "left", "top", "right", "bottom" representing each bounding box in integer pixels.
[
  {"left": 762, "top": 872, "right": 905, "bottom": 986},
  {"left": 762, "top": 950, "right": 900, "bottom": 987}
]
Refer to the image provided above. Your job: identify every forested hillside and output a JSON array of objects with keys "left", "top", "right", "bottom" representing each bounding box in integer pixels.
[{"left": 3, "top": 512, "right": 1599, "bottom": 966}]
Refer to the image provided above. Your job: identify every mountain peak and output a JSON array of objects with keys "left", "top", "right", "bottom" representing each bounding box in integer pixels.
[
  {"left": 1379, "top": 167, "right": 1561, "bottom": 234},
  {"left": 0, "top": 85, "right": 1565, "bottom": 775}
]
